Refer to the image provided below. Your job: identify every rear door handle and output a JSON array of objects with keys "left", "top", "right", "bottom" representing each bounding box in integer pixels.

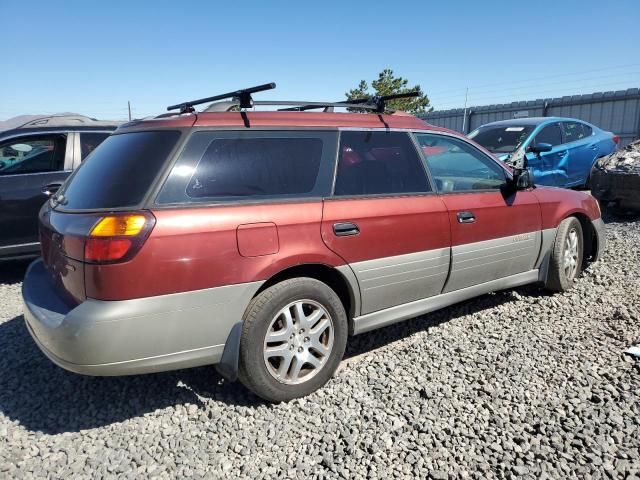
[
  {"left": 41, "top": 183, "right": 62, "bottom": 197},
  {"left": 457, "top": 211, "right": 476, "bottom": 224},
  {"left": 333, "top": 222, "right": 360, "bottom": 236}
]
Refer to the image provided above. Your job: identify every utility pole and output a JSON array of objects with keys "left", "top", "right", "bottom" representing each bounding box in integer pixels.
[
  {"left": 128, "top": 101, "right": 132, "bottom": 121},
  {"left": 462, "top": 87, "right": 469, "bottom": 133}
]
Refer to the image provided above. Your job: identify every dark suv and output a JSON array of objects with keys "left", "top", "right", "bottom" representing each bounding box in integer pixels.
[
  {"left": 0, "top": 115, "right": 119, "bottom": 260},
  {"left": 21, "top": 85, "right": 605, "bottom": 401}
]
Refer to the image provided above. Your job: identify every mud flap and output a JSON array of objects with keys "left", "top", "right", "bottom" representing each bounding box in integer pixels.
[{"left": 215, "top": 322, "right": 242, "bottom": 382}]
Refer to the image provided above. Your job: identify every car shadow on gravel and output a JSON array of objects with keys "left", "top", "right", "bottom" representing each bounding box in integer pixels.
[
  {"left": 0, "top": 285, "right": 538, "bottom": 434},
  {"left": 343, "top": 284, "right": 541, "bottom": 361},
  {"left": 0, "top": 314, "right": 259, "bottom": 435}
]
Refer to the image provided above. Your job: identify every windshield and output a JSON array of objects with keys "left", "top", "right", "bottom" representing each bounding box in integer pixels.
[
  {"left": 56, "top": 130, "right": 181, "bottom": 210},
  {"left": 468, "top": 125, "right": 534, "bottom": 154}
]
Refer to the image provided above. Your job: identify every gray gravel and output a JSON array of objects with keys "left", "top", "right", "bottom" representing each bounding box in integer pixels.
[{"left": 1, "top": 214, "right": 639, "bottom": 479}]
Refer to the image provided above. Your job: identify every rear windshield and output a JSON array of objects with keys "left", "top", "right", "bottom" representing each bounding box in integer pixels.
[
  {"left": 468, "top": 125, "right": 534, "bottom": 154},
  {"left": 57, "top": 131, "right": 180, "bottom": 210}
]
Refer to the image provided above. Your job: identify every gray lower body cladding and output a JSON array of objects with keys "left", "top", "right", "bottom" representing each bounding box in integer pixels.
[{"left": 22, "top": 259, "right": 263, "bottom": 375}]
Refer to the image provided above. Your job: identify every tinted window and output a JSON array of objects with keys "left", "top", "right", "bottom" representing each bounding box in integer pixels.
[
  {"left": 416, "top": 134, "right": 506, "bottom": 192},
  {"left": 80, "top": 132, "right": 111, "bottom": 160},
  {"left": 157, "top": 131, "right": 336, "bottom": 204},
  {"left": 562, "top": 122, "right": 587, "bottom": 143},
  {"left": 582, "top": 123, "right": 593, "bottom": 137},
  {"left": 58, "top": 131, "right": 180, "bottom": 210},
  {"left": 0, "top": 135, "right": 66, "bottom": 175},
  {"left": 186, "top": 138, "right": 322, "bottom": 198},
  {"left": 468, "top": 125, "right": 534, "bottom": 154},
  {"left": 535, "top": 123, "right": 562, "bottom": 147},
  {"left": 334, "top": 131, "right": 430, "bottom": 196}
]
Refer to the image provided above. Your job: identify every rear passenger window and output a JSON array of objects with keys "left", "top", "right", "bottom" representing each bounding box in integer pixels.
[
  {"left": 157, "top": 131, "right": 337, "bottom": 204},
  {"left": 535, "top": 123, "right": 562, "bottom": 147},
  {"left": 333, "top": 131, "right": 430, "bottom": 196},
  {"left": 582, "top": 124, "right": 593, "bottom": 137},
  {"left": 416, "top": 134, "right": 506, "bottom": 192}
]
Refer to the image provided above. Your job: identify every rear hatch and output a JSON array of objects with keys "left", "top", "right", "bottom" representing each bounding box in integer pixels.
[{"left": 40, "top": 129, "right": 183, "bottom": 303}]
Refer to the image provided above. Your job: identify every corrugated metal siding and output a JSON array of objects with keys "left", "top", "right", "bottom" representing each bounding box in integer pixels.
[{"left": 421, "top": 88, "right": 640, "bottom": 146}]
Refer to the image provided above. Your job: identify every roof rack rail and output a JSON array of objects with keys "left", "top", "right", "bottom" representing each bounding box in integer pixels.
[
  {"left": 199, "top": 100, "right": 379, "bottom": 113},
  {"left": 278, "top": 91, "right": 421, "bottom": 113},
  {"left": 166, "top": 82, "right": 276, "bottom": 114}
]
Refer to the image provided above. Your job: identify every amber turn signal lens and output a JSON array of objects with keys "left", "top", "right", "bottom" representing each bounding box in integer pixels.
[{"left": 90, "top": 215, "right": 147, "bottom": 237}]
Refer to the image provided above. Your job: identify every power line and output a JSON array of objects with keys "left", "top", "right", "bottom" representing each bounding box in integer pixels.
[
  {"left": 427, "top": 62, "right": 640, "bottom": 97},
  {"left": 433, "top": 79, "right": 640, "bottom": 110},
  {"left": 430, "top": 71, "right": 640, "bottom": 104}
]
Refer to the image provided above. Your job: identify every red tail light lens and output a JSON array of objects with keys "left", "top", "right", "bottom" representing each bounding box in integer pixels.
[
  {"left": 85, "top": 238, "right": 133, "bottom": 262},
  {"left": 613, "top": 135, "right": 620, "bottom": 144},
  {"left": 84, "top": 212, "right": 155, "bottom": 263}
]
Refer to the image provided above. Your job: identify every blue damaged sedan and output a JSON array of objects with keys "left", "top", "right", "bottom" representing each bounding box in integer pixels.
[{"left": 468, "top": 117, "right": 619, "bottom": 188}]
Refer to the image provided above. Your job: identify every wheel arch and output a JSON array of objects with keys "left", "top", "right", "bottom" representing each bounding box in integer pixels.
[
  {"left": 254, "top": 263, "right": 360, "bottom": 330},
  {"left": 568, "top": 212, "right": 597, "bottom": 263}
]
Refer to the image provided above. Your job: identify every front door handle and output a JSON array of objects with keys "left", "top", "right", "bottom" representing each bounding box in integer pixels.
[
  {"left": 457, "top": 211, "right": 476, "bottom": 224},
  {"left": 41, "top": 183, "right": 62, "bottom": 197},
  {"left": 333, "top": 222, "right": 360, "bottom": 236}
]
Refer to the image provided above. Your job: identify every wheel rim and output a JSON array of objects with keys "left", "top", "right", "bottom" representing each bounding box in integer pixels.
[
  {"left": 263, "top": 300, "right": 334, "bottom": 385},
  {"left": 563, "top": 228, "right": 579, "bottom": 280}
]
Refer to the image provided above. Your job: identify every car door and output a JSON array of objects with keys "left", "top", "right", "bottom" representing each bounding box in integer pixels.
[
  {"left": 0, "top": 133, "right": 71, "bottom": 255},
  {"left": 526, "top": 122, "right": 568, "bottom": 186},
  {"left": 415, "top": 133, "right": 542, "bottom": 293},
  {"left": 321, "top": 130, "right": 451, "bottom": 315},
  {"left": 562, "top": 121, "right": 597, "bottom": 186}
]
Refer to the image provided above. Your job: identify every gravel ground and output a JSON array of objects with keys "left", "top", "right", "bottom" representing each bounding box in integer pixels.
[{"left": 0, "top": 213, "right": 639, "bottom": 479}]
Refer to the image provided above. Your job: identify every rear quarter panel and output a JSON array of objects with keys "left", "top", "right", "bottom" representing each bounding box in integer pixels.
[{"left": 84, "top": 202, "right": 346, "bottom": 301}]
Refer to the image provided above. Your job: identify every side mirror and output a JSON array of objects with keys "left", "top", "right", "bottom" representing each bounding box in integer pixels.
[
  {"left": 511, "top": 168, "right": 534, "bottom": 190},
  {"left": 528, "top": 142, "right": 552, "bottom": 154}
]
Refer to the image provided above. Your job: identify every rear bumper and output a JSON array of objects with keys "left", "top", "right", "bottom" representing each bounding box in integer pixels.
[{"left": 22, "top": 259, "right": 262, "bottom": 376}]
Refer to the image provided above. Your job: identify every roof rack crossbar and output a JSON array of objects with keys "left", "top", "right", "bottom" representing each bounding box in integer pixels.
[{"left": 167, "top": 82, "right": 276, "bottom": 114}]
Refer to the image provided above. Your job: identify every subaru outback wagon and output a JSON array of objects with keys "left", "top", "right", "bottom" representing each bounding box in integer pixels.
[{"left": 22, "top": 84, "right": 606, "bottom": 401}]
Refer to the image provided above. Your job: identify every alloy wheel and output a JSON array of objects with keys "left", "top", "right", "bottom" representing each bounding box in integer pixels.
[{"left": 263, "top": 300, "right": 334, "bottom": 385}]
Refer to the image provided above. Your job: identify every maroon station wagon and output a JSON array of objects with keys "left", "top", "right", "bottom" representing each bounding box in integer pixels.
[{"left": 22, "top": 84, "right": 606, "bottom": 401}]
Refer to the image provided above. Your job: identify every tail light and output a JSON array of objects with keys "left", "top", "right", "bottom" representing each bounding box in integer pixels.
[
  {"left": 612, "top": 135, "right": 620, "bottom": 144},
  {"left": 84, "top": 212, "right": 155, "bottom": 263}
]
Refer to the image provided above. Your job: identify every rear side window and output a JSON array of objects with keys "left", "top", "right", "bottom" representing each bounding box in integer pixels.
[
  {"left": 80, "top": 132, "right": 111, "bottom": 160},
  {"left": 534, "top": 123, "right": 562, "bottom": 147},
  {"left": 157, "top": 131, "right": 337, "bottom": 204},
  {"left": 187, "top": 138, "right": 321, "bottom": 198},
  {"left": 333, "top": 131, "right": 430, "bottom": 196},
  {"left": 562, "top": 122, "right": 587, "bottom": 143},
  {"left": 58, "top": 131, "right": 180, "bottom": 210}
]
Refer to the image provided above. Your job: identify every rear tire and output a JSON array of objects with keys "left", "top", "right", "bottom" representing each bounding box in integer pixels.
[
  {"left": 545, "top": 217, "right": 584, "bottom": 292},
  {"left": 238, "top": 278, "right": 348, "bottom": 402}
]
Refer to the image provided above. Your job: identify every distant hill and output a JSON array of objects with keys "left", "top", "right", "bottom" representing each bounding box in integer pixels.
[{"left": 0, "top": 113, "right": 85, "bottom": 131}]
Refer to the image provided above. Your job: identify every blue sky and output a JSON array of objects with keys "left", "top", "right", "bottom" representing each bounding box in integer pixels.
[{"left": 2, "top": 0, "right": 639, "bottom": 120}]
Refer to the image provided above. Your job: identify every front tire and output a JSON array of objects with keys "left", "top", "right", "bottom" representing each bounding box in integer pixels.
[
  {"left": 238, "top": 278, "right": 348, "bottom": 402},
  {"left": 545, "top": 217, "right": 584, "bottom": 292}
]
